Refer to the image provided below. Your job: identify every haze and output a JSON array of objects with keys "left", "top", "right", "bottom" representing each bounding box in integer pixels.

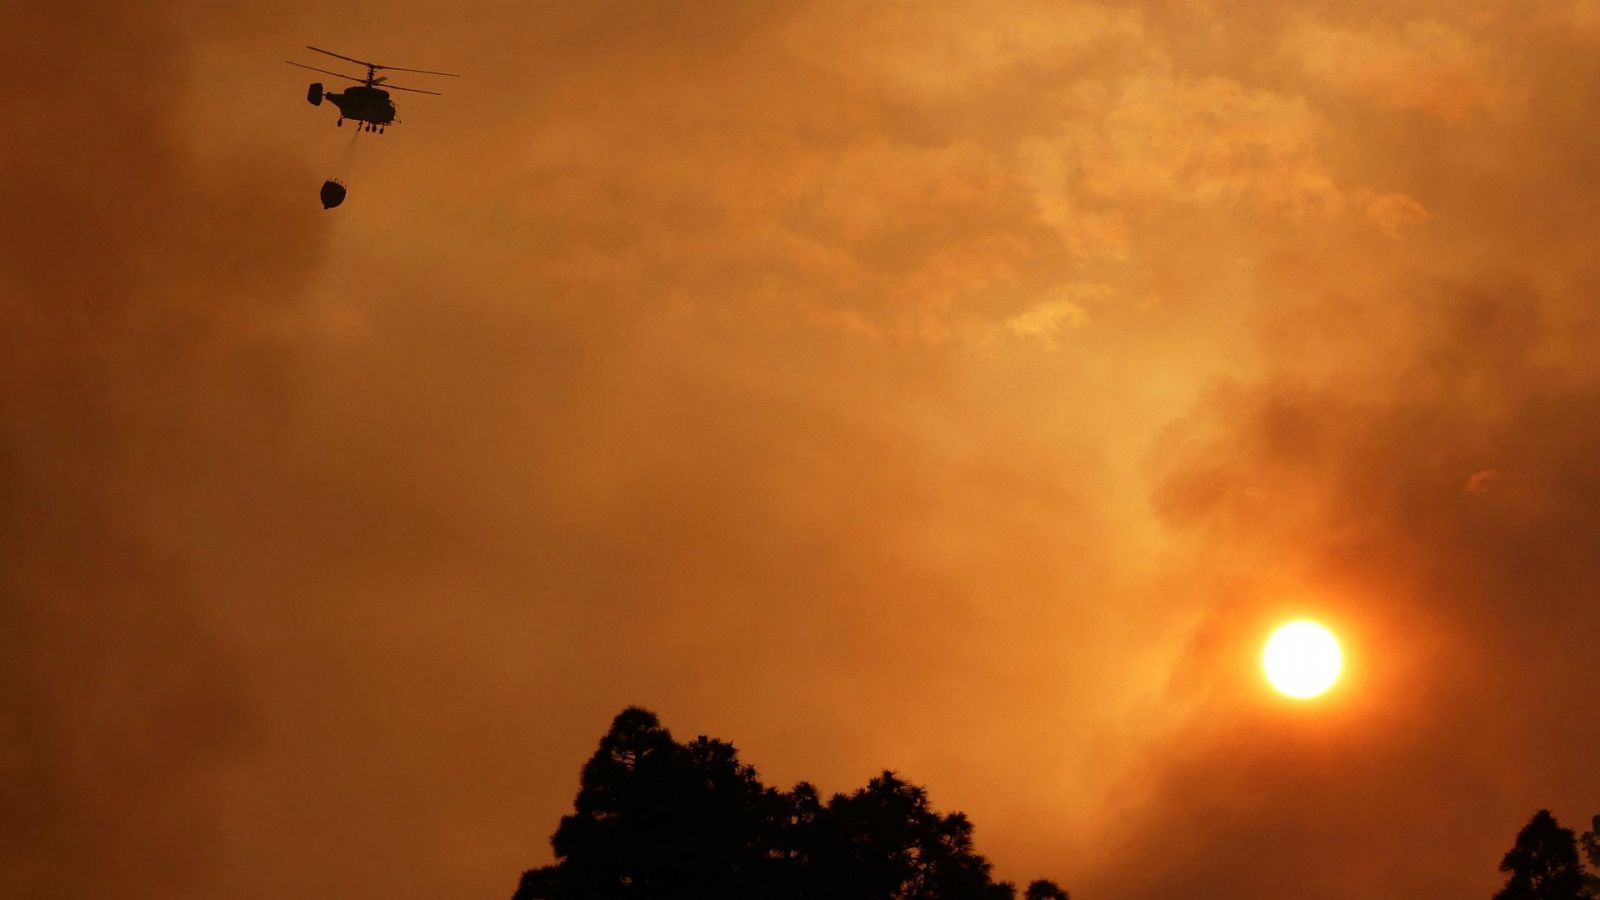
[{"left": 5, "top": 1, "right": 1600, "bottom": 898}]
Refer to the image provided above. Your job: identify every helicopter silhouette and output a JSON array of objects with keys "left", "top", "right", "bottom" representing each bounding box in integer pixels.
[{"left": 287, "top": 46, "right": 457, "bottom": 133}]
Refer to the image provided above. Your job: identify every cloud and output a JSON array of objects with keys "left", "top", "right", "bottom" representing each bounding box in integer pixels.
[
  {"left": 1365, "top": 192, "right": 1433, "bottom": 240},
  {"left": 9, "top": 2, "right": 1600, "bottom": 900},
  {"left": 1281, "top": 17, "right": 1513, "bottom": 121},
  {"left": 1088, "top": 270, "right": 1600, "bottom": 898},
  {"left": 1465, "top": 467, "right": 1502, "bottom": 493},
  {"left": 780, "top": 0, "right": 1146, "bottom": 101},
  {"left": 0, "top": 3, "right": 328, "bottom": 898},
  {"left": 1063, "top": 75, "right": 1344, "bottom": 217},
  {"left": 985, "top": 283, "right": 1109, "bottom": 351}
]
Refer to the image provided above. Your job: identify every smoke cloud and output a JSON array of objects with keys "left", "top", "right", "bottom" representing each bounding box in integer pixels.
[{"left": 5, "top": 2, "right": 1599, "bottom": 898}]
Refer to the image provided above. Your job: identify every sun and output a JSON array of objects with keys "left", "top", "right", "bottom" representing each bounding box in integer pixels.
[{"left": 1262, "top": 620, "right": 1343, "bottom": 699}]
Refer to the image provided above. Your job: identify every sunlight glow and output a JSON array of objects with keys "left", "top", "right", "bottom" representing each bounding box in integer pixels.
[{"left": 1262, "top": 620, "right": 1343, "bottom": 699}]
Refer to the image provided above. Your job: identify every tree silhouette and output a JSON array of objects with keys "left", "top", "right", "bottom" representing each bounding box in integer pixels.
[
  {"left": 1494, "top": 810, "right": 1596, "bottom": 900},
  {"left": 801, "top": 771, "right": 1014, "bottom": 900},
  {"left": 515, "top": 708, "right": 796, "bottom": 899},
  {"left": 1025, "top": 880, "right": 1070, "bottom": 900},
  {"left": 514, "top": 707, "right": 1067, "bottom": 900},
  {"left": 1580, "top": 815, "right": 1600, "bottom": 894}
]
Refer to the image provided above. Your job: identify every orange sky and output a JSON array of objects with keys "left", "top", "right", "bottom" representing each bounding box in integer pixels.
[{"left": 5, "top": 1, "right": 1600, "bottom": 897}]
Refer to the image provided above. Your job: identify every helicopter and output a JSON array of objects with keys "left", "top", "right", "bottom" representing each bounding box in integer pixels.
[{"left": 287, "top": 46, "right": 457, "bottom": 133}]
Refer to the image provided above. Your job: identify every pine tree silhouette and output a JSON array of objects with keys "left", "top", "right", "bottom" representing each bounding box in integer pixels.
[
  {"left": 1494, "top": 810, "right": 1596, "bottom": 900},
  {"left": 513, "top": 707, "right": 1066, "bottom": 900},
  {"left": 1025, "top": 880, "right": 1070, "bottom": 900}
]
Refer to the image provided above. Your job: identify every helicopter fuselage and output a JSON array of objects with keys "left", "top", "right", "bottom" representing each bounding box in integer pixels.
[{"left": 326, "top": 85, "right": 396, "bottom": 125}]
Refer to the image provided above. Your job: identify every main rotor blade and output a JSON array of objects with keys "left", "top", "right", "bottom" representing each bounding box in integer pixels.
[
  {"left": 306, "top": 45, "right": 458, "bottom": 77},
  {"left": 382, "top": 83, "right": 443, "bottom": 95},
  {"left": 286, "top": 61, "right": 363, "bottom": 83},
  {"left": 372, "top": 64, "right": 459, "bottom": 77},
  {"left": 306, "top": 45, "right": 378, "bottom": 69}
]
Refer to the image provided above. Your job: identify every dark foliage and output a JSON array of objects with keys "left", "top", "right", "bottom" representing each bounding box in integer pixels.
[
  {"left": 514, "top": 707, "right": 1064, "bottom": 900},
  {"left": 1494, "top": 810, "right": 1597, "bottom": 900},
  {"left": 1024, "top": 881, "right": 1070, "bottom": 900},
  {"left": 1580, "top": 816, "right": 1600, "bottom": 895}
]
